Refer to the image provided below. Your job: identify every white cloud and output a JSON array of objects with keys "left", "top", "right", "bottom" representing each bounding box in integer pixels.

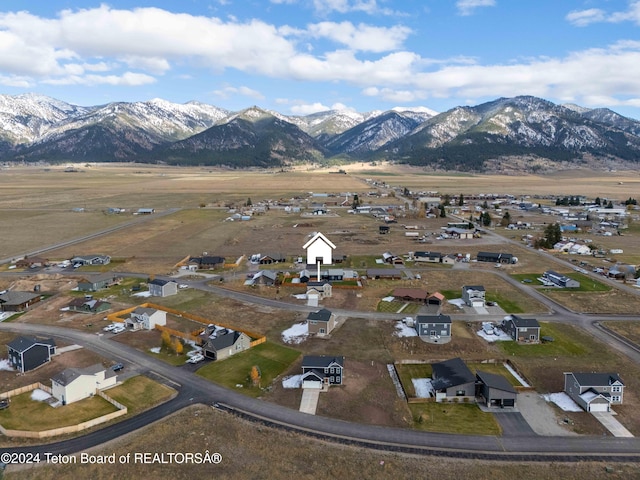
[
  {"left": 305, "top": 22, "right": 412, "bottom": 52},
  {"left": 312, "top": 0, "right": 381, "bottom": 15},
  {"left": 43, "top": 72, "right": 156, "bottom": 86},
  {"left": 212, "top": 86, "right": 265, "bottom": 100},
  {"left": 290, "top": 102, "right": 331, "bottom": 114},
  {"left": 567, "top": 1, "right": 640, "bottom": 26},
  {"left": 456, "top": 0, "right": 496, "bottom": 16}
]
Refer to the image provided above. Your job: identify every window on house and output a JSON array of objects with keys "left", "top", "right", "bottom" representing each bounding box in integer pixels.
[
  {"left": 330, "top": 376, "right": 334, "bottom": 383},
  {"left": 612, "top": 386, "right": 621, "bottom": 393},
  {"left": 324, "top": 368, "right": 329, "bottom": 373},
  {"left": 336, "top": 376, "right": 341, "bottom": 383},
  {"left": 319, "top": 328, "right": 325, "bottom": 334},
  {"left": 456, "top": 390, "right": 465, "bottom": 396},
  {"left": 529, "top": 335, "right": 536, "bottom": 340},
  {"left": 612, "top": 396, "right": 621, "bottom": 402}
]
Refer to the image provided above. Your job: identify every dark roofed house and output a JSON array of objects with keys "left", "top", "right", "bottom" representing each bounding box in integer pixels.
[
  {"left": 0, "top": 291, "right": 41, "bottom": 312},
  {"left": 71, "top": 255, "right": 111, "bottom": 266},
  {"left": 67, "top": 297, "right": 112, "bottom": 314},
  {"left": 191, "top": 256, "right": 225, "bottom": 270},
  {"left": 148, "top": 278, "right": 178, "bottom": 297},
  {"left": 414, "top": 314, "right": 452, "bottom": 344},
  {"left": 6, "top": 336, "right": 56, "bottom": 373},
  {"left": 201, "top": 329, "right": 251, "bottom": 361},
  {"left": 413, "top": 251, "right": 442, "bottom": 263},
  {"left": 16, "top": 256, "right": 49, "bottom": 269},
  {"left": 366, "top": 268, "right": 403, "bottom": 280},
  {"left": 477, "top": 251, "right": 514, "bottom": 264},
  {"left": 259, "top": 253, "right": 287, "bottom": 264},
  {"left": 476, "top": 370, "right": 517, "bottom": 408},
  {"left": 564, "top": 372, "right": 624, "bottom": 412},
  {"left": 502, "top": 315, "right": 540, "bottom": 343},
  {"left": 462, "top": 285, "right": 485, "bottom": 307},
  {"left": 543, "top": 270, "right": 580, "bottom": 288},
  {"left": 301, "top": 355, "right": 344, "bottom": 389},
  {"left": 77, "top": 273, "right": 122, "bottom": 292},
  {"left": 307, "top": 308, "right": 336, "bottom": 336},
  {"left": 431, "top": 357, "right": 476, "bottom": 402}
]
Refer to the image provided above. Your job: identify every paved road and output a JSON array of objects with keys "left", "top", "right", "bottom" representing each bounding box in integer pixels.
[{"left": 2, "top": 322, "right": 640, "bottom": 461}]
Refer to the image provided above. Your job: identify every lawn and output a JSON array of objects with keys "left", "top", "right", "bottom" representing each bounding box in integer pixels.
[
  {"left": 196, "top": 342, "right": 301, "bottom": 397},
  {"left": 497, "top": 322, "right": 589, "bottom": 357},
  {"left": 106, "top": 375, "right": 176, "bottom": 415},
  {"left": 376, "top": 300, "right": 421, "bottom": 314},
  {"left": 409, "top": 403, "right": 501, "bottom": 435},
  {"left": 440, "top": 289, "right": 525, "bottom": 313},
  {"left": 466, "top": 362, "right": 521, "bottom": 386},
  {"left": 395, "top": 363, "right": 432, "bottom": 398},
  {"left": 0, "top": 391, "right": 117, "bottom": 431},
  {"left": 510, "top": 272, "right": 611, "bottom": 292}
]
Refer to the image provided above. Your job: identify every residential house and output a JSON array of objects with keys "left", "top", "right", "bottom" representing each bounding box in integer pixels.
[
  {"left": 306, "top": 281, "right": 332, "bottom": 299},
  {"left": 366, "top": 268, "right": 403, "bottom": 280},
  {"left": 543, "top": 271, "right": 580, "bottom": 288},
  {"left": 431, "top": 357, "right": 476, "bottom": 402},
  {"left": 303, "top": 232, "right": 336, "bottom": 265},
  {"left": 476, "top": 370, "right": 517, "bottom": 408},
  {"left": 126, "top": 307, "right": 167, "bottom": 331},
  {"left": 414, "top": 314, "right": 452, "bottom": 344},
  {"left": 382, "top": 252, "right": 404, "bottom": 265},
  {"left": 200, "top": 326, "right": 251, "bottom": 360},
  {"left": 244, "top": 270, "right": 277, "bottom": 286},
  {"left": 51, "top": 364, "right": 117, "bottom": 405},
  {"left": 71, "top": 255, "right": 111, "bottom": 266},
  {"left": 462, "top": 285, "right": 486, "bottom": 307},
  {"left": 441, "top": 254, "right": 457, "bottom": 265},
  {"left": 564, "top": 372, "right": 624, "bottom": 412},
  {"left": 6, "top": 336, "right": 56, "bottom": 373},
  {"left": 427, "top": 292, "right": 445, "bottom": 308},
  {"left": 444, "top": 227, "right": 474, "bottom": 239},
  {"left": 188, "top": 255, "right": 225, "bottom": 270},
  {"left": 67, "top": 297, "right": 111, "bottom": 314},
  {"left": 259, "top": 253, "right": 287, "bottom": 264},
  {"left": 16, "top": 256, "right": 49, "bottom": 269},
  {"left": 393, "top": 288, "right": 428, "bottom": 303},
  {"left": 148, "top": 278, "right": 178, "bottom": 297},
  {"left": 307, "top": 308, "right": 336, "bottom": 336},
  {"left": 0, "top": 291, "right": 41, "bottom": 312},
  {"left": 413, "top": 251, "right": 442, "bottom": 263},
  {"left": 476, "top": 252, "right": 515, "bottom": 264},
  {"left": 502, "top": 315, "right": 540, "bottom": 343},
  {"left": 77, "top": 273, "right": 122, "bottom": 292},
  {"left": 301, "top": 355, "right": 344, "bottom": 389}
]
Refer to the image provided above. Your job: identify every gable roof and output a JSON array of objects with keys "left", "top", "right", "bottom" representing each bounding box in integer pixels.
[
  {"left": 509, "top": 315, "right": 540, "bottom": 328},
  {"left": 416, "top": 314, "right": 451, "bottom": 325},
  {"left": 302, "top": 232, "right": 336, "bottom": 250},
  {"left": 570, "top": 372, "right": 623, "bottom": 387},
  {"left": 204, "top": 330, "right": 245, "bottom": 350},
  {"left": 307, "top": 308, "right": 332, "bottom": 322},
  {"left": 149, "top": 278, "right": 177, "bottom": 286},
  {"left": 132, "top": 307, "right": 158, "bottom": 316},
  {"left": 428, "top": 292, "right": 445, "bottom": 301},
  {"left": 7, "top": 336, "right": 55, "bottom": 353},
  {"left": 476, "top": 370, "right": 517, "bottom": 394},
  {"left": 463, "top": 285, "right": 485, "bottom": 292},
  {"left": 51, "top": 364, "right": 107, "bottom": 386},
  {"left": 301, "top": 355, "right": 344, "bottom": 369},
  {"left": 414, "top": 251, "right": 442, "bottom": 258},
  {"left": 431, "top": 358, "right": 475, "bottom": 389},
  {"left": 393, "top": 288, "right": 428, "bottom": 300},
  {"left": 0, "top": 291, "right": 40, "bottom": 305}
]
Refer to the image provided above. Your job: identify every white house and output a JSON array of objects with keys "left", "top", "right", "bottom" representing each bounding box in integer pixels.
[
  {"left": 462, "top": 285, "right": 485, "bottom": 307},
  {"left": 148, "top": 279, "right": 178, "bottom": 297},
  {"left": 303, "top": 232, "right": 336, "bottom": 265},
  {"left": 51, "top": 364, "right": 117, "bottom": 405},
  {"left": 126, "top": 307, "right": 167, "bottom": 330}
]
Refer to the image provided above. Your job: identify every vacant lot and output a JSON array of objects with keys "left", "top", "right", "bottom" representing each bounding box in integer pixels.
[
  {"left": 106, "top": 375, "right": 176, "bottom": 415},
  {"left": 409, "top": 402, "right": 501, "bottom": 435}
]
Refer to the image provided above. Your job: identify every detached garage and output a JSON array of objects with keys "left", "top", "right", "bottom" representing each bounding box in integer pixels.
[{"left": 476, "top": 370, "right": 517, "bottom": 408}]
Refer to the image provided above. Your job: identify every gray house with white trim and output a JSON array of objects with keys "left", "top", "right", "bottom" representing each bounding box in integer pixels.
[
  {"left": 414, "top": 315, "right": 452, "bottom": 344},
  {"left": 564, "top": 372, "right": 624, "bottom": 412}
]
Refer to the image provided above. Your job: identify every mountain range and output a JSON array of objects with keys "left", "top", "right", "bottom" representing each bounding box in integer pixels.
[{"left": 1, "top": 93, "right": 640, "bottom": 171}]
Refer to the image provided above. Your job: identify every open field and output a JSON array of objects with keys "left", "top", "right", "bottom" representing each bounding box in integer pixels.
[
  {"left": 105, "top": 376, "right": 176, "bottom": 415},
  {"left": 601, "top": 321, "right": 640, "bottom": 347},
  {"left": 9, "top": 405, "right": 640, "bottom": 480}
]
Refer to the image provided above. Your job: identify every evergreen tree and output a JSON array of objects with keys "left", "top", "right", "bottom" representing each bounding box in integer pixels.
[
  {"left": 439, "top": 204, "right": 447, "bottom": 218},
  {"left": 606, "top": 200, "right": 614, "bottom": 209},
  {"left": 501, "top": 210, "right": 511, "bottom": 226},
  {"left": 443, "top": 194, "right": 451, "bottom": 206},
  {"left": 595, "top": 197, "right": 601, "bottom": 205},
  {"left": 352, "top": 194, "right": 361, "bottom": 209},
  {"left": 542, "top": 222, "right": 562, "bottom": 248},
  {"left": 458, "top": 194, "right": 464, "bottom": 206},
  {"left": 482, "top": 211, "right": 492, "bottom": 227}
]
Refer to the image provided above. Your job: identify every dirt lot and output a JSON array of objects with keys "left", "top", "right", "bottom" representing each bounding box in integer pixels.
[{"left": 10, "top": 404, "right": 640, "bottom": 480}]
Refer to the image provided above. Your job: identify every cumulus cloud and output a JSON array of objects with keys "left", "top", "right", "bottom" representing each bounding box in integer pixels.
[
  {"left": 289, "top": 101, "right": 356, "bottom": 115},
  {"left": 567, "top": 1, "right": 640, "bottom": 26},
  {"left": 312, "top": 0, "right": 382, "bottom": 15},
  {"left": 212, "top": 85, "right": 265, "bottom": 100},
  {"left": 456, "top": 0, "right": 496, "bottom": 16},
  {"left": 305, "top": 22, "right": 411, "bottom": 52}
]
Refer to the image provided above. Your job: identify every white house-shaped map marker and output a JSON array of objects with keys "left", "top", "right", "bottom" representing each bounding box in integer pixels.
[{"left": 302, "top": 232, "right": 336, "bottom": 280}]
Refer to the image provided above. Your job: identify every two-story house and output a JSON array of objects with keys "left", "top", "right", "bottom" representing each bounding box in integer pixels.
[{"left": 564, "top": 372, "right": 624, "bottom": 412}]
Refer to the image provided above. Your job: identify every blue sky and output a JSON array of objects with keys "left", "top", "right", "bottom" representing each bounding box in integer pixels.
[{"left": 1, "top": 1, "right": 640, "bottom": 118}]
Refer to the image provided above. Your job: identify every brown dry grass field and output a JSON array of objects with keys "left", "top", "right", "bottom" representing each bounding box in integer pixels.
[{"left": 7, "top": 404, "right": 639, "bottom": 480}]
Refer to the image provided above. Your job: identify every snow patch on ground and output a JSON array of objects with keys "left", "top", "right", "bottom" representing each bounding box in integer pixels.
[
  {"left": 543, "top": 392, "right": 583, "bottom": 412},
  {"left": 381, "top": 296, "right": 395, "bottom": 302},
  {"left": 282, "top": 374, "right": 303, "bottom": 389},
  {"left": 31, "top": 389, "right": 51, "bottom": 401},
  {"left": 394, "top": 321, "right": 417, "bottom": 337},
  {"left": 149, "top": 347, "right": 161, "bottom": 354},
  {"left": 282, "top": 322, "right": 308, "bottom": 344},
  {"left": 504, "top": 363, "right": 530, "bottom": 387},
  {"left": 448, "top": 298, "right": 466, "bottom": 308},
  {"left": 0, "top": 358, "right": 14, "bottom": 371},
  {"left": 412, "top": 378, "right": 434, "bottom": 398},
  {"left": 476, "top": 324, "right": 512, "bottom": 342},
  {"left": 133, "top": 291, "right": 152, "bottom": 297}
]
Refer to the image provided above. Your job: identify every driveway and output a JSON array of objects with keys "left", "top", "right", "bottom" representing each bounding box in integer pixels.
[
  {"left": 493, "top": 411, "right": 536, "bottom": 437},
  {"left": 299, "top": 388, "right": 320, "bottom": 414},
  {"left": 591, "top": 411, "right": 634, "bottom": 437},
  {"left": 517, "top": 392, "right": 579, "bottom": 436}
]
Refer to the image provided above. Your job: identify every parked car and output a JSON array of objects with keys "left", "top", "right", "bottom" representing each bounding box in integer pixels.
[
  {"left": 187, "top": 353, "right": 205, "bottom": 364},
  {"left": 0, "top": 399, "right": 10, "bottom": 410},
  {"left": 111, "top": 363, "right": 124, "bottom": 372},
  {"left": 482, "top": 323, "right": 495, "bottom": 335},
  {"left": 103, "top": 324, "right": 117, "bottom": 332},
  {"left": 111, "top": 325, "right": 125, "bottom": 334}
]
